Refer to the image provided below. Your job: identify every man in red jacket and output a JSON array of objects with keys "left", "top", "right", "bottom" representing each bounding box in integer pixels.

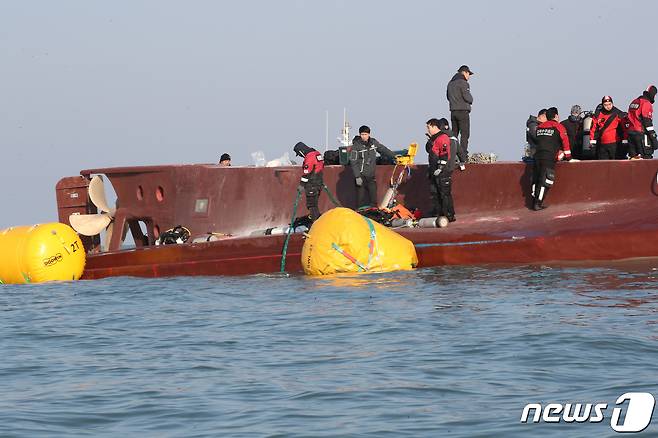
[
  {"left": 590, "top": 96, "right": 623, "bottom": 160},
  {"left": 532, "top": 107, "right": 571, "bottom": 210},
  {"left": 627, "top": 85, "right": 658, "bottom": 159},
  {"left": 293, "top": 142, "right": 324, "bottom": 221}
]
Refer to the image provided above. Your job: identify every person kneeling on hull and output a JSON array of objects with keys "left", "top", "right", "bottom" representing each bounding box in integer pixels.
[
  {"left": 293, "top": 142, "right": 324, "bottom": 221},
  {"left": 532, "top": 107, "right": 571, "bottom": 210},
  {"left": 426, "top": 118, "right": 456, "bottom": 222}
]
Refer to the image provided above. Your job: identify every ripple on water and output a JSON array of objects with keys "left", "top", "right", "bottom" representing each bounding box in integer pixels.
[{"left": 1, "top": 265, "right": 658, "bottom": 437}]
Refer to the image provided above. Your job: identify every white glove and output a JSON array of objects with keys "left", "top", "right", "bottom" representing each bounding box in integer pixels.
[
  {"left": 355, "top": 177, "right": 363, "bottom": 186},
  {"left": 433, "top": 168, "right": 442, "bottom": 176}
]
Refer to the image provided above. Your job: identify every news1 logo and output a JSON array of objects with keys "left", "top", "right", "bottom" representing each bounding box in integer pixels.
[{"left": 521, "top": 392, "right": 656, "bottom": 433}]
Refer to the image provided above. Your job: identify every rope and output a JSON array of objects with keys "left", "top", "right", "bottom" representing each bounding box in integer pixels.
[
  {"left": 362, "top": 216, "right": 380, "bottom": 269},
  {"left": 322, "top": 184, "right": 341, "bottom": 207},
  {"left": 280, "top": 186, "right": 304, "bottom": 273},
  {"left": 331, "top": 243, "right": 367, "bottom": 271}
]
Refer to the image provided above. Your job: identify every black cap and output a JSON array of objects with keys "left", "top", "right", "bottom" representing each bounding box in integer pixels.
[
  {"left": 293, "top": 141, "right": 313, "bottom": 157},
  {"left": 458, "top": 65, "right": 474, "bottom": 75},
  {"left": 359, "top": 125, "right": 370, "bottom": 134},
  {"left": 220, "top": 153, "right": 231, "bottom": 162}
]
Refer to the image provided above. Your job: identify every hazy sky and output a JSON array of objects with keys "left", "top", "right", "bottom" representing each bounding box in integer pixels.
[{"left": 1, "top": 0, "right": 657, "bottom": 227}]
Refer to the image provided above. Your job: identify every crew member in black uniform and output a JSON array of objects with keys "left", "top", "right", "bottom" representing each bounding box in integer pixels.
[
  {"left": 560, "top": 105, "right": 583, "bottom": 159},
  {"left": 293, "top": 142, "right": 324, "bottom": 221},
  {"left": 526, "top": 108, "right": 547, "bottom": 159},
  {"left": 426, "top": 118, "right": 456, "bottom": 221},
  {"left": 532, "top": 107, "right": 571, "bottom": 210}
]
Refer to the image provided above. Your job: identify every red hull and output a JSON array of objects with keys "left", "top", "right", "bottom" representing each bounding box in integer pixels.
[{"left": 55, "top": 160, "right": 658, "bottom": 279}]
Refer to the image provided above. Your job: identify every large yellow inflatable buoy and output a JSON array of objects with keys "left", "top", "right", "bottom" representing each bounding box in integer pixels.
[
  {"left": 0, "top": 223, "right": 86, "bottom": 284},
  {"left": 301, "top": 207, "right": 418, "bottom": 276}
]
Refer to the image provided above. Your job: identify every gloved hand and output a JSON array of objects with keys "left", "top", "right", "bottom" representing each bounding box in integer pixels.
[
  {"left": 297, "top": 184, "right": 304, "bottom": 192},
  {"left": 355, "top": 177, "right": 363, "bottom": 186},
  {"left": 433, "top": 168, "right": 442, "bottom": 176},
  {"left": 649, "top": 132, "right": 658, "bottom": 150}
]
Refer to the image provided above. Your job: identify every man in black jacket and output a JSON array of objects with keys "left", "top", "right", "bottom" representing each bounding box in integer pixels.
[
  {"left": 560, "top": 105, "right": 584, "bottom": 159},
  {"left": 526, "top": 108, "right": 547, "bottom": 159},
  {"left": 446, "top": 65, "right": 474, "bottom": 170},
  {"left": 349, "top": 125, "right": 396, "bottom": 208}
]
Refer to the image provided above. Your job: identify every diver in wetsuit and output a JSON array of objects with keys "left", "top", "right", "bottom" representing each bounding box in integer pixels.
[
  {"left": 293, "top": 142, "right": 324, "bottom": 221},
  {"left": 532, "top": 107, "right": 571, "bottom": 210}
]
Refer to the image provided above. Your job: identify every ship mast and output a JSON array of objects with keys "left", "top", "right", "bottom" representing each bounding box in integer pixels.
[
  {"left": 339, "top": 107, "right": 351, "bottom": 148},
  {"left": 325, "top": 110, "right": 329, "bottom": 152}
]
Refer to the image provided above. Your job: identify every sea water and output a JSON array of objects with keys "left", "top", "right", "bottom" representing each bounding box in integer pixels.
[{"left": 1, "top": 265, "right": 658, "bottom": 437}]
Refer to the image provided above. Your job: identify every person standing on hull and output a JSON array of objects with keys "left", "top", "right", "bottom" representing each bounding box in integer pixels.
[
  {"left": 293, "top": 142, "right": 324, "bottom": 221},
  {"left": 349, "top": 125, "right": 396, "bottom": 209},
  {"left": 446, "top": 65, "right": 474, "bottom": 170},
  {"left": 560, "top": 105, "right": 583, "bottom": 159},
  {"left": 526, "top": 108, "right": 547, "bottom": 159},
  {"left": 618, "top": 113, "right": 630, "bottom": 159},
  {"left": 627, "top": 85, "right": 658, "bottom": 159},
  {"left": 532, "top": 107, "right": 571, "bottom": 211},
  {"left": 590, "top": 96, "right": 623, "bottom": 160},
  {"left": 426, "top": 118, "right": 456, "bottom": 222}
]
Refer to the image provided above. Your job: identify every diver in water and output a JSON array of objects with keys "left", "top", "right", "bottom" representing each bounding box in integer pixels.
[
  {"left": 293, "top": 142, "right": 324, "bottom": 221},
  {"left": 532, "top": 107, "right": 571, "bottom": 210}
]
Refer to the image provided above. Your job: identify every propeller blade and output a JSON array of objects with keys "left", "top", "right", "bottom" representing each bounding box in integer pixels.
[
  {"left": 69, "top": 213, "right": 112, "bottom": 236},
  {"left": 88, "top": 175, "right": 114, "bottom": 215},
  {"left": 102, "top": 220, "right": 128, "bottom": 252},
  {"left": 102, "top": 221, "right": 114, "bottom": 252}
]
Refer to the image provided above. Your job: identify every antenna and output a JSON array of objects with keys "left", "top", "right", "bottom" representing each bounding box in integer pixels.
[{"left": 325, "top": 110, "right": 329, "bottom": 152}]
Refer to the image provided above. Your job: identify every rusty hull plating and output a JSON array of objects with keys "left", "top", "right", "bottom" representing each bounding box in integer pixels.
[{"left": 54, "top": 160, "right": 658, "bottom": 278}]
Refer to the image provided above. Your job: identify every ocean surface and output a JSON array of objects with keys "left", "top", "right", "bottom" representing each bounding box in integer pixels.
[{"left": 2, "top": 264, "right": 658, "bottom": 437}]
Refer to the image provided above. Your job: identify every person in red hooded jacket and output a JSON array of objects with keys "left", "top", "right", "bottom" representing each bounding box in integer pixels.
[
  {"left": 590, "top": 96, "right": 623, "bottom": 160},
  {"left": 293, "top": 142, "right": 324, "bottom": 221},
  {"left": 627, "top": 85, "right": 658, "bottom": 159},
  {"left": 532, "top": 107, "right": 571, "bottom": 211}
]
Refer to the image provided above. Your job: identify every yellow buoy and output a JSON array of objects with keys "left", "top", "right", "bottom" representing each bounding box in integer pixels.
[
  {"left": 301, "top": 207, "right": 418, "bottom": 276},
  {"left": 0, "top": 223, "right": 86, "bottom": 284}
]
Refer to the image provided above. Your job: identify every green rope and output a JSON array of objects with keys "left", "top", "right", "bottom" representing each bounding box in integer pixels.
[
  {"left": 322, "top": 184, "right": 341, "bottom": 207},
  {"left": 280, "top": 186, "right": 304, "bottom": 273}
]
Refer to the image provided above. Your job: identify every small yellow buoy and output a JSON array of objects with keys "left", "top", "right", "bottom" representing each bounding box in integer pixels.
[
  {"left": 301, "top": 207, "right": 418, "bottom": 276},
  {"left": 0, "top": 223, "right": 86, "bottom": 284}
]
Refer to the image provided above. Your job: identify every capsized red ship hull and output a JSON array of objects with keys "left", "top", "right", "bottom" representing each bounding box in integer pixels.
[{"left": 54, "top": 160, "right": 658, "bottom": 279}]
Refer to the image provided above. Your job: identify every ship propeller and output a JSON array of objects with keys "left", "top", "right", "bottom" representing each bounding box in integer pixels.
[{"left": 69, "top": 175, "right": 116, "bottom": 249}]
